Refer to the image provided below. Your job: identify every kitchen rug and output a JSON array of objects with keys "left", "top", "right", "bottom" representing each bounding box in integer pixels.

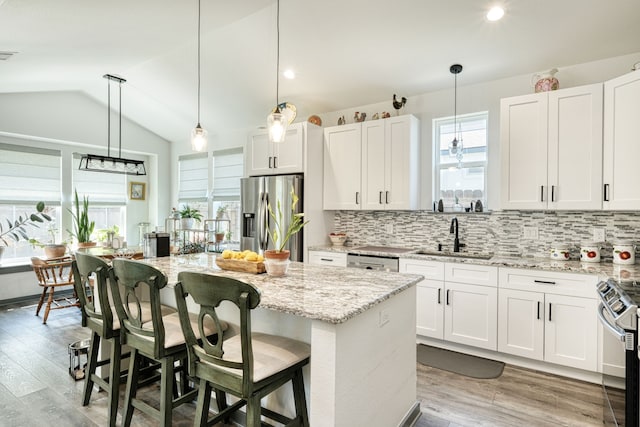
[{"left": 417, "top": 344, "right": 504, "bottom": 379}]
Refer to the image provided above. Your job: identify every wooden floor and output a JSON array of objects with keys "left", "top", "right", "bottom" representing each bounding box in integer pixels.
[{"left": 0, "top": 297, "right": 608, "bottom": 426}]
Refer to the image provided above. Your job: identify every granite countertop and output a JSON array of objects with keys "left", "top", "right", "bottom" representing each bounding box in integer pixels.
[
  {"left": 309, "top": 245, "right": 640, "bottom": 282},
  {"left": 140, "top": 253, "right": 422, "bottom": 325}
]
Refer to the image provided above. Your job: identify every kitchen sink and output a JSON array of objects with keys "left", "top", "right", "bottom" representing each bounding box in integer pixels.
[{"left": 410, "top": 250, "right": 493, "bottom": 260}]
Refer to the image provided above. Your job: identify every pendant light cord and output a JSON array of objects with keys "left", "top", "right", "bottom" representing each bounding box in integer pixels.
[
  {"left": 107, "top": 78, "right": 111, "bottom": 157},
  {"left": 197, "top": 0, "right": 202, "bottom": 125},
  {"left": 453, "top": 71, "right": 457, "bottom": 139},
  {"left": 275, "top": 0, "right": 280, "bottom": 109},
  {"left": 118, "top": 80, "right": 122, "bottom": 158}
]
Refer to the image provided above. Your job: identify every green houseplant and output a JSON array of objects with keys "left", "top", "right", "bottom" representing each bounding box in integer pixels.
[
  {"left": 68, "top": 190, "right": 95, "bottom": 247},
  {"left": 0, "top": 201, "right": 52, "bottom": 260},
  {"left": 29, "top": 223, "right": 69, "bottom": 258},
  {"left": 179, "top": 205, "right": 202, "bottom": 230}
]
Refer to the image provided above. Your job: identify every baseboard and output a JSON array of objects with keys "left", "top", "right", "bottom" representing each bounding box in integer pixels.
[{"left": 398, "top": 401, "right": 421, "bottom": 427}]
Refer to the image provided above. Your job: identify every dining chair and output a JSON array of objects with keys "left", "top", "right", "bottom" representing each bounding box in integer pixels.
[
  {"left": 110, "top": 258, "right": 227, "bottom": 427},
  {"left": 174, "top": 271, "right": 310, "bottom": 427},
  {"left": 31, "top": 256, "right": 79, "bottom": 324}
]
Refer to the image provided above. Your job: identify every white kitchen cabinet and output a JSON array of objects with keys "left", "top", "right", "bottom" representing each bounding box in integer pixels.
[
  {"left": 308, "top": 250, "right": 347, "bottom": 267},
  {"left": 361, "top": 115, "right": 420, "bottom": 210},
  {"left": 500, "top": 83, "right": 603, "bottom": 210},
  {"left": 603, "top": 70, "right": 640, "bottom": 210},
  {"left": 498, "top": 268, "right": 598, "bottom": 371},
  {"left": 324, "top": 115, "right": 419, "bottom": 210},
  {"left": 400, "top": 259, "right": 445, "bottom": 339},
  {"left": 246, "top": 123, "right": 304, "bottom": 176},
  {"left": 323, "top": 123, "right": 362, "bottom": 209}
]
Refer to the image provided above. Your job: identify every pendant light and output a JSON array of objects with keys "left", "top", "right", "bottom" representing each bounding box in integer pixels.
[
  {"left": 266, "top": 0, "right": 288, "bottom": 143},
  {"left": 78, "top": 74, "right": 146, "bottom": 175},
  {"left": 191, "top": 0, "right": 207, "bottom": 152},
  {"left": 448, "top": 64, "right": 463, "bottom": 163}
]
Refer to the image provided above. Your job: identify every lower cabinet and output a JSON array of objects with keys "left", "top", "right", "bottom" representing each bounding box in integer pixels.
[
  {"left": 498, "top": 268, "right": 598, "bottom": 371},
  {"left": 308, "top": 250, "right": 347, "bottom": 267},
  {"left": 444, "top": 281, "right": 498, "bottom": 350}
]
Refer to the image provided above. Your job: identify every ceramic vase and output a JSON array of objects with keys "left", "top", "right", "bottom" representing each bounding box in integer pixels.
[{"left": 532, "top": 68, "right": 559, "bottom": 93}]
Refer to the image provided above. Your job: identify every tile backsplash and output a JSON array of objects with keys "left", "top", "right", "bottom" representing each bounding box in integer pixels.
[{"left": 333, "top": 210, "right": 640, "bottom": 260}]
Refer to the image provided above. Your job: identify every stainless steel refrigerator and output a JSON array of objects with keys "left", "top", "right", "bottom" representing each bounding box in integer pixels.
[{"left": 241, "top": 174, "right": 304, "bottom": 261}]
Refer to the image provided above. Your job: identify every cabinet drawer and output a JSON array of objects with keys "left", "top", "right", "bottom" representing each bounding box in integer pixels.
[
  {"left": 445, "top": 263, "right": 497, "bottom": 287},
  {"left": 499, "top": 267, "right": 597, "bottom": 298},
  {"left": 399, "top": 259, "right": 444, "bottom": 281},
  {"left": 308, "top": 251, "right": 347, "bottom": 267}
]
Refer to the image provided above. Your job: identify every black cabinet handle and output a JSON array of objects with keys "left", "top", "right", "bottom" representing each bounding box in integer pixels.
[
  {"left": 268, "top": 156, "right": 273, "bottom": 168},
  {"left": 537, "top": 301, "right": 541, "bottom": 320},
  {"left": 540, "top": 185, "right": 544, "bottom": 202},
  {"left": 446, "top": 289, "right": 450, "bottom": 305},
  {"left": 437, "top": 288, "right": 441, "bottom": 304},
  {"left": 551, "top": 185, "right": 555, "bottom": 202},
  {"left": 355, "top": 192, "right": 360, "bottom": 205},
  {"left": 604, "top": 184, "right": 610, "bottom": 202},
  {"left": 320, "top": 258, "right": 333, "bottom": 262},
  {"left": 534, "top": 280, "right": 556, "bottom": 285},
  {"left": 386, "top": 191, "right": 389, "bottom": 204},
  {"left": 379, "top": 191, "right": 383, "bottom": 204},
  {"left": 273, "top": 156, "right": 278, "bottom": 168},
  {"left": 548, "top": 303, "right": 552, "bottom": 321}
]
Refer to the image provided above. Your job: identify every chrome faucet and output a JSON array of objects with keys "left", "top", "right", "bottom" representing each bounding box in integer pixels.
[{"left": 450, "top": 217, "right": 461, "bottom": 252}]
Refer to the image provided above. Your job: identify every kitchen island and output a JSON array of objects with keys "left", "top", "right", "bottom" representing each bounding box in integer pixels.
[{"left": 141, "top": 253, "right": 423, "bottom": 427}]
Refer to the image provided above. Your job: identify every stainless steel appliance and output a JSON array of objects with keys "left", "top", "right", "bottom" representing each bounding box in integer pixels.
[
  {"left": 143, "top": 232, "right": 170, "bottom": 258},
  {"left": 240, "top": 174, "right": 303, "bottom": 262},
  {"left": 346, "top": 253, "right": 399, "bottom": 272},
  {"left": 597, "top": 278, "right": 639, "bottom": 426}
]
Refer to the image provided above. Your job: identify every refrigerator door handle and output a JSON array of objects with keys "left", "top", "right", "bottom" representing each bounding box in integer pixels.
[{"left": 257, "top": 191, "right": 268, "bottom": 250}]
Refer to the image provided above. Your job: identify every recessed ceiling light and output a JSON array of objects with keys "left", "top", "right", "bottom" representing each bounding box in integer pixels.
[
  {"left": 283, "top": 69, "right": 295, "bottom": 79},
  {"left": 486, "top": 6, "right": 505, "bottom": 21}
]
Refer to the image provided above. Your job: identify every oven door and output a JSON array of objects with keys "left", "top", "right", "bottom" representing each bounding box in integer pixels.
[{"left": 599, "top": 303, "right": 628, "bottom": 426}]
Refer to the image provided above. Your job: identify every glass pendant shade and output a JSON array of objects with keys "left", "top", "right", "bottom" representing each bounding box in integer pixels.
[
  {"left": 449, "top": 136, "right": 463, "bottom": 157},
  {"left": 191, "top": 124, "right": 208, "bottom": 152},
  {"left": 267, "top": 110, "right": 288, "bottom": 143}
]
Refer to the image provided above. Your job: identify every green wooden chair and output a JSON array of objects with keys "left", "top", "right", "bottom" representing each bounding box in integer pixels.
[
  {"left": 174, "top": 271, "right": 310, "bottom": 427},
  {"left": 110, "top": 258, "right": 226, "bottom": 427}
]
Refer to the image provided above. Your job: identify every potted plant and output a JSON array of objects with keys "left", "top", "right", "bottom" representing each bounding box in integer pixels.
[
  {"left": 29, "top": 223, "right": 69, "bottom": 258},
  {"left": 0, "top": 201, "right": 52, "bottom": 260},
  {"left": 179, "top": 205, "right": 202, "bottom": 230},
  {"left": 216, "top": 204, "right": 228, "bottom": 220},
  {"left": 265, "top": 187, "right": 308, "bottom": 276},
  {"left": 68, "top": 190, "right": 96, "bottom": 248}
]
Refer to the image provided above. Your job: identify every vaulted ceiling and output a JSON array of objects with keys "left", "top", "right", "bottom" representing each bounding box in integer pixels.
[{"left": 1, "top": 0, "right": 638, "bottom": 145}]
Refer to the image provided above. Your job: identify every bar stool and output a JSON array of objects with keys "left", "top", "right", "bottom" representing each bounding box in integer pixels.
[
  {"left": 110, "top": 259, "right": 227, "bottom": 427},
  {"left": 174, "top": 271, "right": 310, "bottom": 427}
]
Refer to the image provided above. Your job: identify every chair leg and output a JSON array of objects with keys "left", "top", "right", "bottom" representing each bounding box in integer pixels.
[
  {"left": 195, "top": 379, "right": 212, "bottom": 427},
  {"left": 35, "top": 286, "right": 48, "bottom": 316},
  {"left": 292, "top": 368, "right": 309, "bottom": 427},
  {"left": 123, "top": 349, "right": 141, "bottom": 427},
  {"left": 42, "top": 286, "right": 55, "bottom": 324},
  {"left": 215, "top": 388, "right": 228, "bottom": 415},
  {"left": 107, "top": 337, "right": 122, "bottom": 427},
  {"left": 246, "top": 395, "right": 262, "bottom": 427},
  {"left": 83, "top": 331, "right": 100, "bottom": 406},
  {"left": 159, "top": 356, "right": 175, "bottom": 427}
]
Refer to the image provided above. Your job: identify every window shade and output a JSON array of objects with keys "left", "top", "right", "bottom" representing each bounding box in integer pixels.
[
  {"left": 178, "top": 153, "right": 208, "bottom": 201},
  {"left": 0, "top": 143, "right": 61, "bottom": 204},
  {"left": 73, "top": 155, "right": 127, "bottom": 204},
  {"left": 212, "top": 149, "right": 243, "bottom": 201}
]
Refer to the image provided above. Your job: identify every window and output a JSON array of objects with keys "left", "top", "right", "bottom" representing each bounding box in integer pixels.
[
  {"left": 73, "top": 155, "right": 126, "bottom": 237},
  {"left": 178, "top": 153, "right": 209, "bottom": 219},
  {"left": 0, "top": 143, "right": 62, "bottom": 260},
  {"left": 433, "top": 112, "right": 488, "bottom": 210}
]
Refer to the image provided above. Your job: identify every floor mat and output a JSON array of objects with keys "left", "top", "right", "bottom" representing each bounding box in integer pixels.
[{"left": 417, "top": 344, "right": 504, "bottom": 379}]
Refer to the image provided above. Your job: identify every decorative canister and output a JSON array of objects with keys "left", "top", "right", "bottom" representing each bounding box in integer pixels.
[
  {"left": 550, "top": 244, "right": 571, "bottom": 261},
  {"left": 612, "top": 241, "right": 636, "bottom": 265},
  {"left": 531, "top": 68, "right": 559, "bottom": 93},
  {"left": 580, "top": 242, "right": 601, "bottom": 263}
]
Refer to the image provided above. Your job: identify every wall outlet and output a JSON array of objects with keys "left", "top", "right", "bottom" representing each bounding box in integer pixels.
[
  {"left": 593, "top": 228, "right": 606, "bottom": 242},
  {"left": 523, "top": 226, "right": 539, "bottom": 240},
  {"left": 379, "top": 309, "right": 390, "bottom": 327},
  {"left": 385, "top": 224, "right": 393, "bottom": 234}
]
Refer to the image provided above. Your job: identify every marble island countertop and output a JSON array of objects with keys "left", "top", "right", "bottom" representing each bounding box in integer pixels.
[
  {"left": 140, "top": 253, "right": 423, "bottom": 325},
  {"left": 310, "top": 245, "right": 640, "bottom": 282}
]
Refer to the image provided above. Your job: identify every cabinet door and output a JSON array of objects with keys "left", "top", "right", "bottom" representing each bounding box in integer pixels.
[
  {"left": 385, "top": 115, "right": 419, "bottom": 210},
  {"left": 323, "top": 124, "right": 362, "bottom": 210},
  {"left": 444, "top": 282, "right": 498, "bottom": 350},
  {"left": 416, "top": 280, "right": 444, "bottom": 339},
  {"left": 544, "top": 294, "right": 598, "bottom": 371},
  {"left": 361, "top": 120, "right": 386, "bottom": 210},
  {"left": 497, "top": 288, "right": 544, "bottom": 360},
  {"left": 308, "top": 251, "right": 347, "bottom": 267},
  {"left": 500, "top": 93, "right": 548, "bottom": 209},
  {"left": 548, "top": 83, "right": 603, "bottom": 210},
  {"left": 272, "top": 125, "right": 304, "bottom": 175},
  {"left": 246, "top": 132, "right": 272, "bottom": 176},
  {"left": 603, "top": 71, "right": 640, "bottom": 210}
]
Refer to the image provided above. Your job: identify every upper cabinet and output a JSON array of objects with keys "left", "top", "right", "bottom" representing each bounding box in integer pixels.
[
  {"left": 323, "top": 114, "right": 420, "bottom": 210},
  {"left": 603, "top": 71, "right": 640, "bottom": 210},
  {"left": 500, "top": 83, "right": 603, "bottom": 210},
  {"left": 246, "top": 123, "right": 304, "bottom": 176}
]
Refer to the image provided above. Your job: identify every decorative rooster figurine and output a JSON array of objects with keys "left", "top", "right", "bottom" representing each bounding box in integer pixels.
[{"left": 392, "top": 94, "right": 407, "bottom": 115}]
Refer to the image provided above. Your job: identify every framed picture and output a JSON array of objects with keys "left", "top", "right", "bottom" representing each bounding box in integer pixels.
[{"left": 129, "top": 182, "right": 146, "bottom": 201}]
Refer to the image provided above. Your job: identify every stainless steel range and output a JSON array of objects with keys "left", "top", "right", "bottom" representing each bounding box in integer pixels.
[{"left": 597, "top": 279, "right": 640, "bottom": 427}]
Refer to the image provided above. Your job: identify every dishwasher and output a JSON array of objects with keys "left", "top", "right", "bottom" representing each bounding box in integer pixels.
[{"left": 346, "top": 253, "right": 399, "bottom": 272}]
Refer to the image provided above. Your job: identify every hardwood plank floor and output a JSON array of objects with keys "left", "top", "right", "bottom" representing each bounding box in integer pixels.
[{"left": 0, "top": 297, "right": 608, "bottom": 426}]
